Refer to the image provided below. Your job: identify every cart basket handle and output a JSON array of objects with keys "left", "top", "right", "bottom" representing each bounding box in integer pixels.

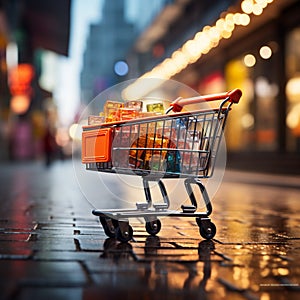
[{"left": 169, "top": 88, "right": 242, "bottom": 112}]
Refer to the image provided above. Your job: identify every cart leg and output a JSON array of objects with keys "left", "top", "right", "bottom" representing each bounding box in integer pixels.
[
  {"left": 182, "top": 178, "right": 212, "bottom": 215},
  {"left": 136, "top": 177, "right": 153, "bottom": 210},
  {"left": 156, "top": 179, "right": 170, "bottom": 209},
  {"left": 142, "top": 176, "right": 170, "bottom": 210}
]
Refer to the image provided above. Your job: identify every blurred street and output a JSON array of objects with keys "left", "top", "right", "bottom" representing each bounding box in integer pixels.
[
  {"left": 0, "top": 160, "right": 299, "bottom": 300},
  {"left": 1, "top": 1, "right": 300, "bottom": 299}
]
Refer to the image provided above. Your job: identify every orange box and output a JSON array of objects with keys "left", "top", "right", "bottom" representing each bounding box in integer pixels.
[
  {"left": 82, "top": 128, "right": 112, "bottom": 163},
  {"left": 119, "top": 107, "right": 139, "bottom": 121},
  {"left": 104, "top": 101, "right": 123, "bottom": 122}
]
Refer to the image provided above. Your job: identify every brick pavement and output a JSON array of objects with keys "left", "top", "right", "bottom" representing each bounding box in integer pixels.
[{"left": 0, "top": 161, "right": 299, "bottom": 300}]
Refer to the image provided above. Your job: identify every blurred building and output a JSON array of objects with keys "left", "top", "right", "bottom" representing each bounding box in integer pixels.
[
  {"left": 0, "top": 0, "right": 71, "bottom": 160},
  {"left": 126, "top": 0, "right": 300, "bottom": 173},
  {"left": 80, "top": 0, "right": 136, "bottom": 109}
]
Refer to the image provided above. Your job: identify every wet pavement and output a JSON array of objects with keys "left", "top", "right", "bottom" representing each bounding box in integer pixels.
[{"left": 0, "top": 160, "right": 299, "bottom": 300}]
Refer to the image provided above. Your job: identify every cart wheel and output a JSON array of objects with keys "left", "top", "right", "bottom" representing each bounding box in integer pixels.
[
  {"left": 145, "top": 219, "right": 161, "bottom": 236},
  {"left": 99, "top": 216, "right": 116, "bottom": 238},
  {"left": 116, "top": 224, "right": 133, "bottom": 243},
  {"left": 198, "top": 220, "right": 216, "bottom": 240}
]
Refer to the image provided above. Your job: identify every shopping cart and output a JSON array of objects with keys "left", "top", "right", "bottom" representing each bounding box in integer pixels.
[{"left": 81, "top": 89, "right": 242, "bottom": 242}]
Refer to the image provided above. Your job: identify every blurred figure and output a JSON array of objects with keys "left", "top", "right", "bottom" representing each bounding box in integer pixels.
[
  {"left": 43, "top": 98, "right": 59, "bottom": 167},
  {"left": 43, "top": 120, "right": 57, "bottom": 167}
]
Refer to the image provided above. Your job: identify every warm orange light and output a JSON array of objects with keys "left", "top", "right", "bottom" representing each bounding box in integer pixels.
[
  {"left": 244, "top": 54, "right": 256, "bottom": 67},
  {"left": 259, "top": 45, "right": 272, "bottom": 59},
  {"left": 286, "top": 76, "right": 300, "bottom": 103},
  {"left": 9, "top": 64, "right": 35, "bottom": 96},
  {"left": 253, "top": 3, "right": 263, "bottom": 15},
  {"left": 286, "top": 104, "right": 300, "bottom": 129},
  {"left": 10, "top": 95, "right": 30, "bottom": 114},
  {"left": 241, "top": 0, "right": 253, "bottom": 14},
  {"left": 9, "top": 64, "right": 34, "bottom": 85}
]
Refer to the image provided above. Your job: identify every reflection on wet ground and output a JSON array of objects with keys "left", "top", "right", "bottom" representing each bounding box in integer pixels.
[
  {"left": 101, "top": 236, "right": 215, "bottom": 295},
  {"left": 91, "top": 212, "right": 300, "bottom": 300},
  {"left": 0, "top": 161, "right": 299, "bottom": 299}
]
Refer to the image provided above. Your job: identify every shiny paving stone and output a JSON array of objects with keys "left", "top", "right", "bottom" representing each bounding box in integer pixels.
[
  {"left": 0, "top": 260, "right": 88, "bottom": 299},
  {"left": 16, "top": 287, "right": 83, "bottom": 300}
]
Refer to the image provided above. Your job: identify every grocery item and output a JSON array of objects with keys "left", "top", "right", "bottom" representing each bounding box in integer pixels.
[
  {"left": 104, "top": 101, "right": 124, "bottom": 122},
  {"left": 124, "top": 100, "right": 143, "bottom": 111},
  {"left": 128, "top": 133, "right": 180, "bottom": 172},
  {"left": 119, "top": 107, "right": 139, "bottom": 121},
  {"left": 146, "top": 102, "right": 164, "bottom": 114},
  {"left": 88, "top": 115, "right": 105, "bottom": 125}
]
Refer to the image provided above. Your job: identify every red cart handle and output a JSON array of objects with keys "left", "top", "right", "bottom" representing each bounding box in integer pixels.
[{"left": 169, "top": 88, "right": 242, "bottom": 113}]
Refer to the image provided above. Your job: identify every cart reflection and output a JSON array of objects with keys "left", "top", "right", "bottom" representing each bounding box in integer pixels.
[{"left": 100, "top": 237, "right": 215, "bottom": 295}]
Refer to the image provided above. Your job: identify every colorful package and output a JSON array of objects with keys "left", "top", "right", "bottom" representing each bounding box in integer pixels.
[
  {"left": 146, "top": 102, "right": 164, "bottom": 114},
  {"left": 104, "top": 101, "right": 124, "bottom": 122},
  {"left": 124, "top": 100, "right": 143, "bottom": 111}
]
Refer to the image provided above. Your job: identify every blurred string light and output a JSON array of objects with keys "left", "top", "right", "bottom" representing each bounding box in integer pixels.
[
  {"left": 124, "top": 0, "right": 275, "bottom": 98},
  {"left": 244, "top": 54, "right": 256, "bottom": 67},
  {"left": 244, "top": 44, "right": 273, "bottom": 68},
  {"left": 259, "top": 45, "right": 272, "bottom": 59}
]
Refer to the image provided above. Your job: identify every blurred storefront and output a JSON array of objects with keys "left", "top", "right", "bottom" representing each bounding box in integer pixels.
[
  {"left": 0, "top": 0, "right": 70, "bottom": 161},
  {"left": 209, "top": 0, "right": 300, "bottom": 155},
  {"left": 286, "top": 27, "right": 300, "bottom": 152},
  {"left": 128, "top": 0, "right": 300, "bottom": 172}
]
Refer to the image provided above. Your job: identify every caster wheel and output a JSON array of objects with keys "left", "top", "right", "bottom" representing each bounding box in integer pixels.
[
  {"left": 116, "top": 223, "right": 133, "bottom": 243},
  {"left": 99, "top": 216, "right": 116, "bottom": 238},
  {"left": 199, "top": 220, "right": 216, "bottom": 240},
  {"left": 145, "top": 219, "right": 161, "bottom": 236}
]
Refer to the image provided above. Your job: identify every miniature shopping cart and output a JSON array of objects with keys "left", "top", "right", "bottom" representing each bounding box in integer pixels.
[{"left": 82, "top": 89, "right": 242, "bottom": 242}]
